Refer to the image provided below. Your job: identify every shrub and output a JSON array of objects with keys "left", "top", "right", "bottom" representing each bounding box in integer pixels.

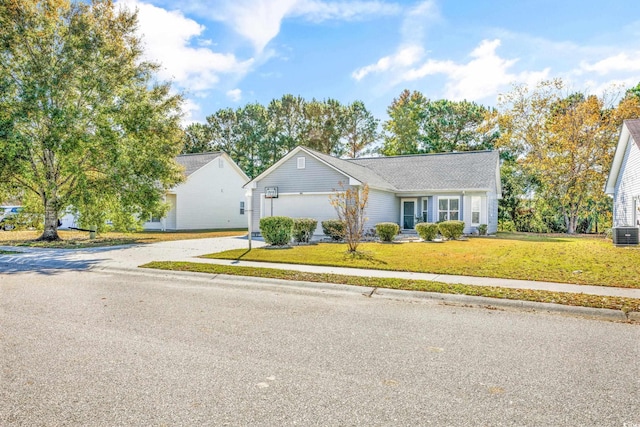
[
  {"left": 321, "top": 219, "right": 345, "bottom": 241},
  {"left": 438, "top": 220, "right": 465, "bottom": 240},
  {"left": 375, "top": 222, "right": 399, "bottom": 242},
  {"left": 259, "top": 216, "right": 294, "bottom": 246},
  {"left": 292, "top": 218, "right": 317, "bottom": 243},
  {"left": 415, "top": 222, "right": 439, "bottom": 241},
  {"left": 478, "top": 224, "right": 488, "bottom": 236},
  {"left": 498, "top": 219, "right": 516, "bottom": 232}
]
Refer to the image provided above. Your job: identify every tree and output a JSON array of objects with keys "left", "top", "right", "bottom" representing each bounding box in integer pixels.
[
  {"left": 422, "top": 99, "right": 498, "bottom": 153},
  {"left": 341, "top": 101, "right": 379, "bottom": 158},
  {"left": 303, "top": 98, "right": 345, "bottom": 156},
  {"left": 381, "top": 89, "right": 426, "bottom": 155},
  {"left": 0, "top": 0, "right": 184, "bottom": 240},
  {"left": 497, "top": 79, "right": 640, "bottom": 233},
  {"left": 382, "top": 90, "right": 497, "bottom": 155},
  {"left": 329, "top": 182, "right": 369, "bottom": 253},
  {"left": 182, "top": 122, "right": 212, "bottom": 154}
]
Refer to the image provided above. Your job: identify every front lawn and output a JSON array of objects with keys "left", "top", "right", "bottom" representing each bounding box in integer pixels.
[
  {"left": 203, "top": 233, "right": 640, "bottom": 288},
  {"left": 0, "top": 229, "right": 247, "bottom": 249}
]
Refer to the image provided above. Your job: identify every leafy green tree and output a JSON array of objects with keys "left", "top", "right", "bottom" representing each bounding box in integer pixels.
[
  {"left": 381, "top": 89, "right": 426, "bottom": 155},
  {"left": 341, "top": 100, "right": 379, "bottom": 158},
  {"left": 422, "top": 99, "right": 498, "bottom": 152},
  {"left": 182, "top": 122, "right": 212, "bottom": 154},
  {"left": 303, "top": 98, "right": 345, "bottom": 156},
  {"left": 236, "top": 103, "right": 268, "bottom": 178},
  {"left": 0, "top": 0, "right": 184, "bottom": 240},
  {"left": 382, "top": 90, "right": 497, "bottom": 155}
]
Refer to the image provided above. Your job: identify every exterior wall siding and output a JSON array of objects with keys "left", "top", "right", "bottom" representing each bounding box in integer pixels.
[
  {"left": 614, "top": 137, "right": 640, "bottom": 227},
  {"left": 365, "top": 189, "right": 400, "bottom": 231},
  {"left": 251, "top": 153, "right": 350, "bottom": 232}
]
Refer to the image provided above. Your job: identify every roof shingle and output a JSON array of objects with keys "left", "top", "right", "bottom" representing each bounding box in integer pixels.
[{"left": 176, "top": 152, "right": 223, "bottom": 177}]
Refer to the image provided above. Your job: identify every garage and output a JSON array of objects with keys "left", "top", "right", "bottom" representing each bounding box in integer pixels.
[{"left": 260, "top": 192, "right": 337, "bottom": 235}]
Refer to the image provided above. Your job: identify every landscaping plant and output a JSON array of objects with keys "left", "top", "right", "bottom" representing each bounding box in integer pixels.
[
  {"left": 292, "top": 218, "right": 317, "bottom": 243},
  {"left": 375, "top": 222, "right": 399, "bottom": 242},
  {"left": 329, "top": 183, "right": 369, "bottom": 252},
  {"left": 415, "top": 222, "right": 439, "bottom": 241},
  {"left": 438, "top": 220, "right": 465, "bottom": 240},
  {"left": 321, "top": 220, "right": 346, "bottom": 241},
  {"left": 259, "top": 216, "right": 294, "bottom": 246}
]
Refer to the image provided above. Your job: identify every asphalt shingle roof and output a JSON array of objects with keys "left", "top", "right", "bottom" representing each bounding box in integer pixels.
[
  {"left": 305, "top": 148, "right": 499, "bottom": 192},
  {"left": 176, "top": 152, "right": 223, "bottom": 177},
  {"left": 625, "top": 119, "right": 640, "bottom": 149},
  {"left": 350, "top": 151, "right": 499, "bottom": 191}
]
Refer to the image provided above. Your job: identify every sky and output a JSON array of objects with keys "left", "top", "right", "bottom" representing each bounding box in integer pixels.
[{"left": 114, "top": 0, "right": 640, "bottom": 124}]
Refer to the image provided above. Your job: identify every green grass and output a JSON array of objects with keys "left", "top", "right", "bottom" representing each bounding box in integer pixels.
[
  {"left": 141, "top": 261, "right": 640, "bottom": 313},
  {"left": 0, "top": 249, "right": 19, "bottom": 254},
  {"left": 202, "top": 233, "right": 640, "bottom": 289},
  {"left": 0, "top": 229, "right": 247, "bottom": 249}
]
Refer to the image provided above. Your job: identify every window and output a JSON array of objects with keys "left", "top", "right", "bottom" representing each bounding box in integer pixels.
[
  {"left": 422, "top": 199, "right": 429, "bottom": 222},
  {"left": 297, "top": 157, "right": 306, "bottom": 169},
  {"left": 150, "top": 213, "right": 161, "bottom": 222},
  {"left": 218, "top": 158, "right": 224, "bottom": 168},
  {"left": 438, "top": 197, "right": 459, "bottom": 221},
  {"left": 471, "top": 196, "right": 481, "bottom": 224},
  {"left": 240, "top": 201, "right": 245, "bottom": 215}
]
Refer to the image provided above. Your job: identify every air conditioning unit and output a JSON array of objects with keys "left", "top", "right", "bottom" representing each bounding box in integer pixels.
[{"left": 613, "top": 227, "right": 639, "bottom": 245}]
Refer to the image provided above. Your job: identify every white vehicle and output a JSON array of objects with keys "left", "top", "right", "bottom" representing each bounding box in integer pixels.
[{"left": 0, "top": 206, "right": 23, "bottom": 230}]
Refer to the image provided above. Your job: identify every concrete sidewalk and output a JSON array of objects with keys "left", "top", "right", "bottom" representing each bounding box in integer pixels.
[{"left": 2, "top": 236, "right": 640, "bottom": 300}]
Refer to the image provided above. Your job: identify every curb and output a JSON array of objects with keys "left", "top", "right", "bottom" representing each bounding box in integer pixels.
[{"left": 96, "top": 265, "right": 638, "bottom": 323}]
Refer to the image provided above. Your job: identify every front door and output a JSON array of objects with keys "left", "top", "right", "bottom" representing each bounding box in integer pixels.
[{"left": 403, "top": 200, "right": 415, "bottom": 229}]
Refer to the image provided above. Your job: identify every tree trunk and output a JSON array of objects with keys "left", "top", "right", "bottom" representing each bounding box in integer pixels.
[{"left": 38, "top": 197, "right": 60, "bottom": 241}]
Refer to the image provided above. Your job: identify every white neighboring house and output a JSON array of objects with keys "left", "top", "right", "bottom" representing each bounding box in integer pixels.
[
  {"left": 144, "top": 152, "right": 249, "bottom": 231},
  {"left": 605, "top": 118, "right": 640, "bottom": 227}
]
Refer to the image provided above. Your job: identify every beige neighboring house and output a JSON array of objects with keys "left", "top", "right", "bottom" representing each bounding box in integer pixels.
[{"left": 144, "top": 152, "right": 249, "bottom": 231}]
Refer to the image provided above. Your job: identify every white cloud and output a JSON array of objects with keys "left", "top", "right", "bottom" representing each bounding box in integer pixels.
[
  {"left": 226, "top": 88, "right": 243, "bottom": 102},
  {"left": 186, "top": 0, "right": 401, "bottom": 53},
  {"left": 116, "top": 0, "right": 254, "bottom": 91},
  {"left": 353, "top": 38, "right": 550, "bottom": 102},
  {"left": 291, "top": 0, "right": 401, "bottom": 22},
  {"left": 580, "top": 53, "right": 640, "bottom": 75},
  {"left": 352, "top": 45, "right": 424, "bottom": 80}
]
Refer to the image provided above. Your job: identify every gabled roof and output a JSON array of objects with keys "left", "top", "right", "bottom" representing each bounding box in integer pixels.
[
  {"left": 247, "top": 146, "right": 501, "bottom": 194},
  {"left": 605, "top": 119, "right": 640, "bottom": 195},
  {"left": 176, "top": 152, "right": 223, "bottom": 177}
]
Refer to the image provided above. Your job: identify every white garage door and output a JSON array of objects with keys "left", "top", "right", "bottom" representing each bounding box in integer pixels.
[{"left": 261, "top": 193, "right": 337, "bottom": 235}]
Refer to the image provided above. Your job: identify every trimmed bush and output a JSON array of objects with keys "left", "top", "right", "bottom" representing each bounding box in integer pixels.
[
  {"left": 415, "top": 222, "right": 439, "bottom": 241},
  {"left": 438, "top": 220, "right": 465, "bottom": 240},
  {"left": 498, "top": 219, "right": 516, "bottom": 232},
  {"left": 292, "top": 218, "right": 318, "bottom": 243},
  {"left": 375, "top": 222, "right": 400, "bottom": 242},
  {"left": 321, "top": 219, "right": 345, "bottom": 241},
  {"left": 259, "top": 216, "right": 294, "bottom": 246},
  {"left": 478, "top": 224, "right": 488, "bottom": 236}
]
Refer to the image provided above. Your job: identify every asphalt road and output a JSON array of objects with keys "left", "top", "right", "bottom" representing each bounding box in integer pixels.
[{"left": 1, "top": 269, "right": 639, "bottom": 426}]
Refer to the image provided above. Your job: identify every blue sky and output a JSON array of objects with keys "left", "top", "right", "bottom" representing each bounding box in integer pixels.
[{"left": 115, "top": 0, "right": 640, "bottom": 124}]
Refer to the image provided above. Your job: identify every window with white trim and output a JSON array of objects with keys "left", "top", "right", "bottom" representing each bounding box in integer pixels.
[
  {"left": 297, "top": 157, "right": 306, "bottom": 169},
  {"left": 422, "top": 199, "right": 429, "bottom": 222},
  {"left": 438, "top": 197, "right": 459, "bottom": 222},
  {"left": 240, "top": 201, "right": 245, "bottom": 215},
  {"left": 471, "top": 196, "right": 481, "bottom": 224}
]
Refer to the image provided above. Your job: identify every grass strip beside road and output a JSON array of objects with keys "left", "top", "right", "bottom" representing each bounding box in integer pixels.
[{"left": 141, "top": 261, "right": 640, "bottom": 313}]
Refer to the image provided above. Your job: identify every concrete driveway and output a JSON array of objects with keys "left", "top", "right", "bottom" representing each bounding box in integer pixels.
[{"left": 0, "top": 236, "right": 264, "bottom": 273}]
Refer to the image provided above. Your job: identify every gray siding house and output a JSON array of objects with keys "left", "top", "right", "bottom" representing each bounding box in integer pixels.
[
  {"left": 245, "top": 146, "right": 502, "bottom": 236},
  {"left": 605, "top": 119, "right": 640, "bottom": 227}
]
